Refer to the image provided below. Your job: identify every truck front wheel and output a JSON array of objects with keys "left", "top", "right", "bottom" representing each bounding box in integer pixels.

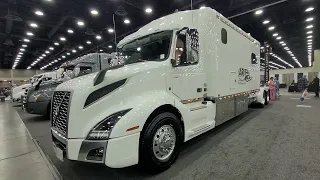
[{"left": 139, "top": 112, "right": 183, "bottom": 172}]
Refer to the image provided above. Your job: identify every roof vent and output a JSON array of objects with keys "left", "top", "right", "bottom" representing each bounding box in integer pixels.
[
  {"left": 283, "top": 19, "right": 296, "bottom": 24},
  {"left": 5, "top": 51, "right": 14, "bottom": 57},
  {"left": 85, "top": 28, "right": 95, "bottom": 35},
  {"left": 3, "top": 38, "right": 14, "bottom": 46},
  {"left": 115, "top": 6, "right": 127, "bottom": 16},
  {"left": 5, "top": 6, "right": 22, "bottom": 21}
]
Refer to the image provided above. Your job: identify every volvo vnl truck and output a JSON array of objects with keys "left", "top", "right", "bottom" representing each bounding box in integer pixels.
[{"left": 51, "top": 8, "right": 265, "bottom": 171}]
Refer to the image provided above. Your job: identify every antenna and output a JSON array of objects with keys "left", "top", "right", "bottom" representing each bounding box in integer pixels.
[{"left": 113, "top": 14, "right": 118, "bottom": 53}]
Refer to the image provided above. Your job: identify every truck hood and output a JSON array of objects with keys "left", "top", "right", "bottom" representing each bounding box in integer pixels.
[{"left": 57, "top": 61, "right": 164, "bottom": 92}]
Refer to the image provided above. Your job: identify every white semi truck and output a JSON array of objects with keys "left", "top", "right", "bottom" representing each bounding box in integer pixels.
[{"left": 51, "top": 8, "right": 265, "bottom": 171}]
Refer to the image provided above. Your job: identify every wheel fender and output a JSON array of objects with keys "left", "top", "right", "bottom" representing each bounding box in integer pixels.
[{"left": 109, "top": 91, "right": 175, "bottom": 139}]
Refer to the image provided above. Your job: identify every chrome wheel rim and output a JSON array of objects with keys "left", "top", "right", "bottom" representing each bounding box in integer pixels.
[{"left": 152, "top": 125, "right": 176, "bottom": 162}]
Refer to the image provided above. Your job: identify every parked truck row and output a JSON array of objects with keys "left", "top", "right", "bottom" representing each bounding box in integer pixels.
[{"left": 14, "top": 7, "right": 269, "bottom": 173}]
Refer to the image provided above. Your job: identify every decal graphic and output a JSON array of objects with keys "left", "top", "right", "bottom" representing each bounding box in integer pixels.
[{"left": 238, "top": 68, "right": 252, "bottom": 84}]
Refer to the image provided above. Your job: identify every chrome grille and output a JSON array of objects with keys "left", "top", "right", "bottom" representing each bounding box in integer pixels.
[{"left": 51, "top": 91, "right": 71, "bottom": 135}]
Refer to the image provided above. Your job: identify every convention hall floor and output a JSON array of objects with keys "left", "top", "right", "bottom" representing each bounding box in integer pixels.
[{"left": 3, "top": 91, "right": 320, "bottom": 180}]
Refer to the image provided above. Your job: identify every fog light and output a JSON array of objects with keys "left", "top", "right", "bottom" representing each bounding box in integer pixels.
[{"left": 87, "top": 147, "right": 104, "bottom": 161}]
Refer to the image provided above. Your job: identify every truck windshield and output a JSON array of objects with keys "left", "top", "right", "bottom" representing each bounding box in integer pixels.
[{"left": 121, "top": 31, "right": 172, "bottom": 64}]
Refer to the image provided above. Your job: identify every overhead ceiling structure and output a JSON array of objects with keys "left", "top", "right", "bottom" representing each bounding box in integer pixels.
[{"left": 0, "top": 0, "right": 319, "bottom": 70}]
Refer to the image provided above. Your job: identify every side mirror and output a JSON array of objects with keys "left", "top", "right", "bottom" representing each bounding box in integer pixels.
[
  {"left": 171, "top": 59, "right": 178, "bottom": 67},
  {"left": 35, "top": 80, "right": 42, "bottom": 91}
]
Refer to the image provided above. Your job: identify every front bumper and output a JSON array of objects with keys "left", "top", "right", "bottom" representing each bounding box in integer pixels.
[
  {"left": 51, "top": 128, "right": 140, "bottom": 168},
  {"left": 25, "top": 100, "right": 50, "bottom": 115}
]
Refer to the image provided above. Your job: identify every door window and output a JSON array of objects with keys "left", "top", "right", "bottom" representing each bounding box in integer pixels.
[
  {"left": 174, "top": 35, "right": 187, "bottom": 66},
  {"left": 173, "top": 28, "right": 199, "bottom": 66}
]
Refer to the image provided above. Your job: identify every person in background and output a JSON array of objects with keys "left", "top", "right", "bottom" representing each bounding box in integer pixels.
[
  {"left": 297, "top": 75, "right": 308, "bottom": 92},
  {"left": 274, "top": 77, "right": 280, "bottom": 99},
  {"left": 268, "top": 77, "right": 276, "bottom": 101},
  {"left": 311, "top": 75, "right": 319, "bottom": 97}
]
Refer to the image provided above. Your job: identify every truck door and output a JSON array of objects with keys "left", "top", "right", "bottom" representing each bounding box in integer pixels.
[
  {"left": 170, "top": 29, "right": 206, "bottom": 100},
  {"left": 169, "top": 28, "right": 208, "bottom": 131}
]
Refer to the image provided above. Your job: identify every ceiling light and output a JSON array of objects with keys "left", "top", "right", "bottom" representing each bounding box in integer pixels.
[
  {"left": 273, "top": 33, "right": 278, "bottom": 37},
  {"left": 17, "top": 55, "right": 22, "bottom": 57},
  {"left": 306, "top": 17, "right": 314, "bottom": 22},
  {"left": 67, "top": 29, "right": 74, "bottom": 34},
  {"left": 124, "top": 19, "right": 130, "bottom": 24},
  {"left": 20, "top": 48, "right": 25, "bottom": 51},
  {"left": 23, "top": 38, "right": 30, "bottom": 42},
  {"left": 306, "top": 25, "right": 313, "bottom": 29},
  {"left": 308, "top": 42, "right": 312, "bottom": 45},
  {"left": 99, "top": 49, "right": 103, "bottom": 52},
  {"left": 279, "top": 41, "right": 284, "bottom": 44},
  {"left": 281, "top": 43, "right": 286, "bottom": 46},
  {"left": 42, "top": 54, "right": 46, "bottom": 57},
  {"left": 86, "top": 41, "right": 91, "bottom": 44},
  {"left": 72, "top": 49, "right": 76, "bottom": 53},
  {"left": 145, "top": 7, "right": 152, "bottom": 13},
  {"left": 60, "top": 37, "right": 66, "bottom": 41},
  {"left": 39, "top": 57, "right": 43, "bottom": 59},
  {"left": 35, "top": 10, "right": 44, "bottom": 16},
  {"left": 67, "top": 53, "right": 70, "bottom": 55},
  {"left": 62, "top": 56, "right": 66, "bottom": 58},
  {"left": 54, "top": 42, "right": 59, "bottom": 46},
  {"left": 306, "top": 31, "right": 313, "bottom": 34},
  {"left": 268, "top": 26, "right": 275, "bottom": 30},
  {"left": 30, "top": 23, "right": 38, "bottom": 28},
  {"left": 255, "top": 10, "right": 263, "bottom": 15},
  {"left": 18, "top": 52, "right": 23, "bottom": 55},
  {"left": 262, "top": 20, "right": 270, "bottom": 24},
  {"left": 58, "top": 58, "right": 61, "bottom": 60},
  {"left": 307, "top": 36, "right": 313, "bottom": 38},
  {"left": 45, "top": 51, "right": 50, "bottom": 54},
  {"left": 108, "top": 28, "right": 114, "bottom": 33},
  {"left": 26, "top": 32, "right": 34, "bottom": 36},
  {"left": 137, "top": 47, "right": 141, "bottom": 51},
  {"left": 90, "top": 9, "right": 99, "bottom": 15},
  {"left": 22, "top": 44, "right": 27, "bottom": 47},
  {"left": 108, "top": 45, "right": 112, "bottom": 48},
  {"left": 307, "top": 39, "right": 312, "bottom": 42},
  {"left": 96, "top": 35, "right": 102, "bottom": 40},
  {"left": 305, "top": 7, "right": 314, "bottom": 12},
  {"left": 78, "top": 46, "right": 83, "bottom": 49},
  {"left": 276, "top": 37, "right": 282, "bottom": 40},
  {"left": 49, "top": 47, "right": 54, "bottom": 50},
  {"left": 77, "top": 21, "right": 85, "bottom": 26}
]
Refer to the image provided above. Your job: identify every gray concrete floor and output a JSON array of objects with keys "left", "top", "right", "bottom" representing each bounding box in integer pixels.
[
  {"left": 12, "top": 90, "right": 320, "bottom": 180},
  {"left": 0, "top": 101, "right": 55, "bottom": 180}
]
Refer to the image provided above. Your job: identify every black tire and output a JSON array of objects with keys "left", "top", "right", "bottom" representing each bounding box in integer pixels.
[
  {"left": 45, "top": 101, "right": 51, "bottom": 118},
  {"left": 264, "top": 90, "right": 269, "bottom": 105},
  {"left": 139, "top": 112, "right": 183, "bottom": 172}
]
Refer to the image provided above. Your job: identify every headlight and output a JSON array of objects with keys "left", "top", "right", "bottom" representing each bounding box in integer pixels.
[{"left": 86, "top": 109, "right": 131, "bottom": 140}]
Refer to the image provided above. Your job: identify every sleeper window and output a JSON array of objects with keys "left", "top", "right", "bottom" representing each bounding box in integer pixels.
[
  {"left": 251, "top": 53, "right": 257, "bottom": 64},
  {"left": 221, "top": 28, "right": 227, "bottom": 44}
]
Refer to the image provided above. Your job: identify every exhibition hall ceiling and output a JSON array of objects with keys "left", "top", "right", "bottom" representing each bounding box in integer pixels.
[{"left": 0, "top": 0, "right": 319, "bottom": 69}]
